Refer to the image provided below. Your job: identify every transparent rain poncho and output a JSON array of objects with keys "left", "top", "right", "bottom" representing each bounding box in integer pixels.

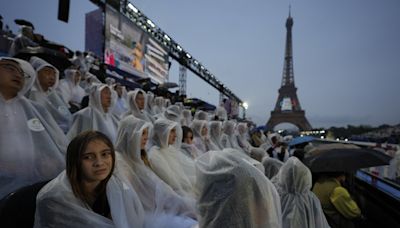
[
  {"left": 148, "top": 118, "right": 196, "bottom": 198},
  {"left": 144, "top": 91, "right": 156, "bottom": 117},
  {"left": 195, "top": 148, "right": 282, "bottom": 228},
  {"left": 181, "top": 109, "right": 193, "bottom": 127},
  {"left": 190, "top": 119, "right": 209, "bottom": 154},
  {"left": 193, "top": 110, "right": 208, "bottom": 121},
  {"left": 114, "top": 116, "right": 197, "bottom": 224},
  {"left": 262, "top": 156, "right": 283, "bottom": 179},
  {"left": 28, "top": 56, "right": 72, "bottom": 133},
  {"left": 57, "top": 68, "right": 86, "bottom": 106},
  {"left": 67, "top": 84, "right": 119, "bottom": 144},
  {"left": 111, "top": 85, "right": 128, "bottom": 118},
  {"left": 207, "top": 121, "right": 224, "bottom": 150},
  {"left": 124, "top": 89, "right": 154, "bottom": 123},
  {"left": 153, "top": 96, "right": 165, "bottom": 115},
  {"left": 221, "top": 120, "right": 243, "bottom": 153},
  {"left": 34, "top": 171, "right": 145, "bottom": 228},
  {"left": 275, "top": 157, "right": 330, "bottom": 228},
  {"left": 0, "top": 57, "right": 67, "bottom": 199},
  {"left": 214, "top": 106, "right": 227, "bottom": 121}
]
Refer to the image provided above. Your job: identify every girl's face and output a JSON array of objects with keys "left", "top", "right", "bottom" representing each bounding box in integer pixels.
[
  {"left": 100, "top": 87, "right": 112, "bottom": 112},
  {"left": 201, "top": 125, "right": 208, "bottom": 137},
  {"left": 184, "top": 131, "right": 193, "bottom": 144},
  {"left": 81, "top": 140, "right": 113, "bottom": 185},
  {"left": 140, "top": 127, "right": 149, "bottom": 150},
  {"left": 135, "top": 92, "right": 145, "bottom": 110},
  {"left": 168, "top": 128, "right": 177, "bottom": 145}
]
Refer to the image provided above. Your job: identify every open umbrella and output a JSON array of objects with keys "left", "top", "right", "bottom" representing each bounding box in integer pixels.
[
  {"left": 289, "top": 135, "right": 315, "bottom": 147},
  {"left": 158, "top": 82, "right": 178, "bottom": 89},
  {"left": 304, "top": 146, "right": 392, "bottom": 172}
]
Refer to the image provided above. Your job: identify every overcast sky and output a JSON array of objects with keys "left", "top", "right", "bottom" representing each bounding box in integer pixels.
[{"left": 1, "top": 0, "right": 399, "bottom": 128}]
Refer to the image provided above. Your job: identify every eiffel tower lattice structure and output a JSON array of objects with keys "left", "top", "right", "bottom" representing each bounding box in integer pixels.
[{"left": 266, "top": 10, "right": 312, "bottom": 131}]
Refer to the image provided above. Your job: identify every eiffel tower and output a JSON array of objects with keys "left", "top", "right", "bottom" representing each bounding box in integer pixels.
[{"left": 266, "top": 10, "right": 312, "bottom": 131}]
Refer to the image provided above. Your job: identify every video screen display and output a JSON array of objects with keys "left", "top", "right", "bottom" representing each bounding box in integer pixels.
[{"left": 104, "top": 5, "right": 170, "bottom": 84}]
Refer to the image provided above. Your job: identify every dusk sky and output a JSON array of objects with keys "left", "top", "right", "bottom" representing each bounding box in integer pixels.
[{"left": 1, "top": 0, "right": 399, "bottom": 128}]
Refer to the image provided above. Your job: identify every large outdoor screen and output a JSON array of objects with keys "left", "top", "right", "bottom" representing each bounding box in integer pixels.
[{"left": 104, "top": 5, "right": 169, "bottom": 84}]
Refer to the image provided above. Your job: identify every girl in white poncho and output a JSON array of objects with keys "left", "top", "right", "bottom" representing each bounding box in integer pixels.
[
  {"left": 195, "top": 148, "right": 282, "bottom": 228},
  {"left": 0, "top": 57, "right": 67, "bottom": 199},
  {"left": 34, "top": 131, "right": 145, "bottom": 228},
  {"left": 114, "top": 117, "right": 197, "bottom": 227},
  {"left": 190, "top": 119, "right": 209, "bottom": 154},
  {"left": 275, "top": 157, "right": 330, "bottom": 228},
  {"left": 148, "top": 118, "right": 196, "bottom": 198},
  {"left": 28, "top": 56, "right": 72, "bottom": 133},
  {"left": 207, "top": 121, "right": 224, "bottom": 150},
  {"left": 67, "top": 84, "right": 119, "bottom": 144}
]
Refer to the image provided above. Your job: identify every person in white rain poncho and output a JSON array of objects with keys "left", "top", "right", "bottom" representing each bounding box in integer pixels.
[
  {"left": 153, "top": 96, "right": 165, "bottom": 115},
  {"left": 80, "top": 72, "right": 101, "bottom": 92},
  {"left": 148, "top": 118, "right": 196, "bottom": 198},
  {"left": 221, "top": 120, "right": 242, "bottom": 152},
  {"left": 194, "top": 110, "right": 208, "bottom": 121},
  {"left": 236, "top": 122, "right": 267, "bottom": 160},
  {"left": 275, "top": 157, "right": 330, "bottom": 228},
  {"left": 57, "top": 68, "right": 86, "bottom": 110},
  {"left": 34, "top": 131, "right": 145, "bottom": 228},
  {"left": 180, "top": 126, "right": 202, "bottom": 159},
  {"left": 67, "top": 84, "right": 119, "bottom": 144},
  {"left": 214, "top": 106, "right": 227, "bottom": 121},
  {"left": 207, "top": 121, "right": 224, "bottom": 150},
  {"left": 181, "top": 109, "right": 193, "bottom": 127},
  {"left": 195, "top": 148, "right": 282, "bottom": 228},
  {"left": 114, "top": 117, "right": 198, "bottom": 224},
  {"left": 262, "top": 156, "right": 283, "bottom": 179},
  {"left": 144, "top": 91, "right": 156, "bottom": 117},
  {"left": 124, "top": 88, "right": 154, "bottom": 123},
  {"left": 190, "top": 119, "right": 209, "bottom": 154},
  {"left": 28, "top": 56, "right": 72, "bottom": 133},
  {"left": 0, "top": 57, "right": 67, "bottom": 199},
  {"left": 111, "top": 83, "right": 128, "bottom": 117},
  {"left": 163, "top": 104, "right": 182, "bottom": 123}
]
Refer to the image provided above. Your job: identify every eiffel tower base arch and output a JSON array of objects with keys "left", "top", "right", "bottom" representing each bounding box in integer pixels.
[{"left": 266, "top": 110, "right": 312, "bottom": 131}]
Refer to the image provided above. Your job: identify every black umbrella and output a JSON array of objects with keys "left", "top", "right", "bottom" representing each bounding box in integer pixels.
[{"left": 304, "top": 147, "right": 391, "bottom": 172}]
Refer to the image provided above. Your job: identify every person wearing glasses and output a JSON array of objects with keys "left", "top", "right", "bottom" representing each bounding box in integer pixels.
[{"left": 0, "top": 57, "right": 68, "bottom": 200}]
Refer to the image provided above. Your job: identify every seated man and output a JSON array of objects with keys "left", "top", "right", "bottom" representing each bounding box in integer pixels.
[
  {"left": 313, "top": 172, "right": 362, "bottom": 228},
  {"left": 0, "top": 57, "right": 67, "bottom": 199}
]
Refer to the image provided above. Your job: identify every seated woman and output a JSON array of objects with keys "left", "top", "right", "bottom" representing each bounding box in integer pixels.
[
  {"left": 195, "top": 148, "right": 282, "bottom": 228},
  {"left": 67, "top": 84, "right": 119, "bottom": 144},
  {"left": 190, "top": 119, "right": 209, "bottom": 154},
  {"left": 148, "top": 118, "right": 195, "bottom": 198},
  {"left": 180, "top": 126, "right": 202, "bottom": 159},
  {"left": 0, "top": 57, "right": 67, "bottom": 199},
  {"left": 34, "top": 131, "right": 145, "bottom": 227},
  {"left": 208, "top": 121, "right": 224, "bottom": 150},
  {"left": 275, "top": 157, "right": 330, "bottom": 228},
  {"left": 29, "top": 56, "right": 72, "bottom": 133},
  {"left": 114, "top": 116, "right": 197, "bottom": 222},
  {"left": 56, "top": 68, "right": 85, "bottom": 112}
]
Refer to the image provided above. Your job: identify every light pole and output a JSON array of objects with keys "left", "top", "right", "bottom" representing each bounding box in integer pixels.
[{"left": 242, "top": 102, "right": 248, "bottom": 119}]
